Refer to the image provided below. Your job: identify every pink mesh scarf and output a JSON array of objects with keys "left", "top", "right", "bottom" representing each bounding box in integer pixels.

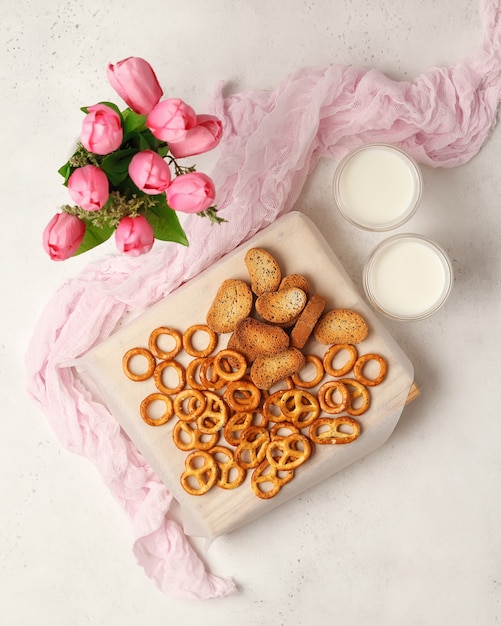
[{"left": 26, "top": 0, "right": 501, "bottom": 600}]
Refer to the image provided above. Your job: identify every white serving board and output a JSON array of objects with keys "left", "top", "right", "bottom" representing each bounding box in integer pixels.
[{"left": 73, "top": 212, "right": 414, "bottom": 538}]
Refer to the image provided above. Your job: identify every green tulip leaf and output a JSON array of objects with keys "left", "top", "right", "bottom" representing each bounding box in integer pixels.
[
  {"left": 58, "top": 161, "right": 72, "bottom": 184},
  {"left": 122, "top": 109, "right": 147, "bottom": 134},
  {"left": 148, "top": 196, "right": 189, "bottom": 246},
  {"left": 73, "top": 220, "right": 115, "bottom": 256},
  {"left": 101, "top": 148, "right": 138, "bottom": 186}
]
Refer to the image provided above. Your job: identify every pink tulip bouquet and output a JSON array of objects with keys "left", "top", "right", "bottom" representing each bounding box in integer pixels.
[{"left": 43, "top": 57, "right": 224, "bottom": 261}]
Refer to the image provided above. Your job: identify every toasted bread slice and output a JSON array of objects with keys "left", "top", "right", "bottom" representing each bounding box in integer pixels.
[
  {"left": 250, "top": 347, "right": 305, "bottom": 390},
  {"left": 279, "top": 273, "right": 310, "bottom": 298},
  {"left": 290, "top": 293, "right": 326, "bottom": 349},
  {"left": 206, "top": 279, "right": 253, "bottom": 334},
  {"left": 313, "top": 309, "right": 368, "bottom": 345},
  {"left": 245, "top": 248, "right": 282, "bottom": 296},
  {"left": 229, "top": 317, "right": 290, "bottom": 363},
  {"left": 255, "top": 287, "right": 307, "bottom": 325}
]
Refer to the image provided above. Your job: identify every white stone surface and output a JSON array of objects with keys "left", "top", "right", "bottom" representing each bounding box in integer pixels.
[{"left": 1, "top": 1, "right": 500, "bottom": 624}]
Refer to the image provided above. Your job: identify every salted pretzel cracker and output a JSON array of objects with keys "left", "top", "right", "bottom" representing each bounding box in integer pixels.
[
  {"left": 180, "top": 450, "right": 218, "bottom": 495},
  {"left": 139, "top": 392, "right": 174, "bottom": 427},
  {"left": 317, "top": 380, "right": 349, "bottom": 414},
  {"left": 279, "top": 389, "right": 320, "bottom": 428},
  {"left": 269, "top": 421, "right": 300, "bottom": 440},
  {"left": 172, "top": 420, "right": 219, "bottom": 452},
  {"left": 199, "top": 357, "right": 227, "bottom": 391},
  {"left": 338, "top": 378, "right": 371, "bottom": 416},
  {"left": 251, "top": 458, "right": 294, "bottom": 500},
  {"left": 223, "top": 411, "right": 268, "bottom": 446},
  {"left": 153, "top": 359, "right": 186, "bottom": 395},
  {"left": 182, "top": 324, "right": 218, "bottom": 358},
  {"left": 234, "top": 426, "right": 270, "bottom": 470},
  {"left": 196, "top": 391, "right": 229, "bottom": 434},
  {"left": 353, "top": 353, "right": 388, "bottom": 387},
  {"left": 291, "top": 354, "right": 324, "bottom": 389},
  {"left": 209, "top": 445, "right": 247, "bottom": 490},
  {"left": 323, "top": 343, "right": 358, "bottom": 377},
  {"left": 148, "top": 326, "right": 182, "bottom": 360},
  {"left": 309, "top": 416, "right": 361, "bottom": 445},
  {"left": 122, "top": 347, "right": 156, "bottom": 382},
  {"left": 266, "top": 432, "right": 312, "bottom": 471}
]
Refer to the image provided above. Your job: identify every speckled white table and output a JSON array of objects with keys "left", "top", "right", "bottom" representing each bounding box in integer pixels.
[{"left": 2, "top": 1, "right": 500, "bottom": 624}]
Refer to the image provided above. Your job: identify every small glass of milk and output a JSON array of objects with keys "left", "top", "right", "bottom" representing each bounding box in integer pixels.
[
  {"left": 363, "top": 234, "right": 453, "bottom": 320},
  {"left": 333, "top": 143, "right": 423, "bottom": 231}
]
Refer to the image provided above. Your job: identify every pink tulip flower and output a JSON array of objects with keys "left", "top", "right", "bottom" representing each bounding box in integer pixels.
[
  {"left": 128, "top": 150, "right": 172, "bottom": 195},
  {"left": 115, "top": 215, "right": 154, "bottom": 256},
  {"left": 166, "top": 172, "right": 216, "bottom": 214},
  {"left": 107, "top": 57, "right": 163, "bottom": 115},
  {"left": 43, "top": 213, "right": 86, "bottom": 261},
  {"left": 168, "top": 114, "right": 223, "bottom": 158},
  {"left": 81, "top": 104, "right": 123, "bottom": 155},
  {"left": 68, "top": 165, "right": 109, "bottom": 212},
  {"left": 146, "top": 98, "right": 197, "bottom": 143}
]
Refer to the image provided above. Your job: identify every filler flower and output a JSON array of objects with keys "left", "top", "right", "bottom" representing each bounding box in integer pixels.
[{"left": 43, "top": 57, "right": 225, "bottom": 260}]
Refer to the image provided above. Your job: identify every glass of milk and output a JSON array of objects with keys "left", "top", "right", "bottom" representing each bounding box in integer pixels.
[
  {"left": 333, "top": 143, "right": 423, "bottom": 231},
  {"left": 363, "top": 234, "right": 453, "bottom": 320}
]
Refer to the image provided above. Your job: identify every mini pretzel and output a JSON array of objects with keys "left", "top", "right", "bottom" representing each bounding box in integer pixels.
[
  {"left": 185, "top": 357, "right": 207, "bottom": 391},
  {"left": 139, "top": 392, "right": 174, "bottom": 426},
  {"left": 199, "top": 357, "right": 227, "bottom": 391},
  {"left": 262, "top": 390, "right": 288, "bottom": 423},
  {"left": 251, "top": 459, "right": 294, "bottom": 500},
  {"left": 172, "top": 420, "right": 219, "bottom": 452},
  {"left": 182, "top": 324, "right": 218, "bottom": 358},
  {"left": 323, "top": 343, "right": 358, "bottom": 377},
  {"left": 213, "top": 349, "right": 247, "bottom": 382},
  {"left": 209, "top": 445, "right": 247, "bottom": 490},
  {"left": 173, "top": 388, "right": 207, "bottom": 422},
  {"left": 234, "top": 426, "right": 270, "bottom": 469},
  {"left": 266, "top": 433, "right": 312, "bottom": 471},
  {"left": 279, "top": 389, "right": 320, "bottom": 428},
  {"left": 122, "top": 347, "right": 156, "bottom": 382},
  {"left": 291, "top": 354, "right": 324, "bottom": 389},
  {"left": 180, "top": 450, "right": 218, "bottom": 496},
  {"left": 223, "top": 412, "right": 267, "bottom": 446},
  {"left": 196, "top": 391, "right": 229, "bottom": 434},
  {"left": 353, "top": 353, "right": 388, "bottom": 386},
  {"left": 309, "top": 416, "right": 361, "bottom": 445},
  {"left": 338, "top": 378, "right": 371, "bottom": 416},
  {"left": 153, "top": 359, "right": 186, "bottom": 395},
  {"left": 317, "top": 380, "right": 350, "bottom": 414},
  {"left": 224, "top": 379, "right": 262, "bottom": 413},
  {"left": 148, "top": 326, "right": 182, "bottom": 360},
  {"left": 269, "top": 421, "right": 300, "bottom": 440}
]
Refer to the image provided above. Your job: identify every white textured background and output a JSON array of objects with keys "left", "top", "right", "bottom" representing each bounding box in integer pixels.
[{"left": 2, "top": 1, "right": 500, "bottom": 624}]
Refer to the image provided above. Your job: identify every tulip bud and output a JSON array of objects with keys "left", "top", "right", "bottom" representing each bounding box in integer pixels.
[
  {"left": 128, "top": 150, "right": 171, "bottom": 195},
  {"left": 81, "top": 104, "right": 123, "bottom": 155},
  {"left": 43, "top": 213, "right": 86, "bottom": 261},
  {"left": 168, "top": 114, "right": 223, "bottom": 158},
  {"left": 166, "top": 172, "right": 216, "bottom": 214},
  {"left": 115, "top": 215, "right": 154, "bottom": 256},
  {"left": 68, "top": 165, "right": 109, "bottom": 211},
  {"left": 146, "top": 98, "right": 197, "bottom": 143},
  {"left": 107, "top": 57, "right": 163, "bottom": 115}
]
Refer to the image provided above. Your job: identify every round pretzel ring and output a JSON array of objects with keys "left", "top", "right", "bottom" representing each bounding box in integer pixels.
[
  {"left": 199, "top": 357, "right": 227, "bottom": 391},
  {"left": 180, "top": 450, "right": 218, "bottom": 496},
  {"left": 291, "top": 354, "right": 324, "bottom": 389},
  {"left": 148, "top": 326, "right": 182, "bottom": 360},
  {"left": 353, "top": 353, "right": 388, "bottom": 386},
  {"left": 209, "top": 445, "right": 247, "bottom": 490},
  {"left": 185, "top": 357, "right": 207, "bottom": 391},
  {"left": 224, "top": 379, "right": 262, "bottom": 413},
  {"left": 213, "top": 349, "right": 247, "bottom": 382},
  {"left": 182, "top": 324, "right": 218, "bottom": 358},
  {"left": 317, "top": 380, "right": 350, "bottom": 414},
  {"left": 153, "top": 359, "right": 186, "bottom": 395},
  {"left": 323, "top": 343, "right": 358, "bottom": 377},
  {"left": 338, "top": 378, "right": 371, "bottom": 416},
  {"left": 173, "top": 388, "right": 208, "bottom": 422},
  {"left": 139, "top": 392, "right": 174, "bottom": 426},
  {"left": 309, "top": 416, "right": 361, "bottom": 445},
  {"left": 122, "top": 347, "right": 156, "bottom": 382},
  {"left": 251, "top": 459, "right": 294, "bottom": 500}
]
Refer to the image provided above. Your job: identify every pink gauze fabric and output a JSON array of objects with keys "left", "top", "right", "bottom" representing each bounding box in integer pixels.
[{"left": 26, "top": 0, "right": 501, "bottom": 600}]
